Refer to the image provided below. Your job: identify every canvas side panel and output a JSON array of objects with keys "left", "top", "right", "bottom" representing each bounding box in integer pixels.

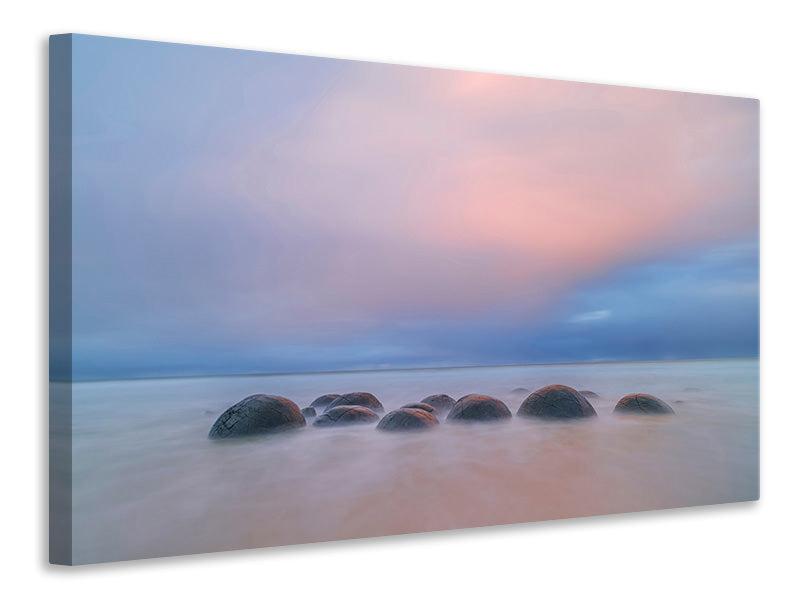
[
  {"left": 49, "top": 33, "right": 73, "bottom": 566},
  {"left": 756, "top": 100, "right": 761, "bottom": 502}
]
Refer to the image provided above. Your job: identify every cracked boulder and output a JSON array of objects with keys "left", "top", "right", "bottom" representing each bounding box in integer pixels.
[
  {"left": 402, "top": 402, "right": 437, "bottom": 414},
  {"left": 313, "top": 405, "right": 380, "bottom": 427},
  {"left": 447, "top": 394, "right": 512, "bottom": 423},
  {"left": 378, "top": 408, "right": 439, "bottom": 431},
  {"left": 421, "top": 394, "right": 455, "bottom": 414},
  {"left": 325, "top": 392, "right": 384, "bottom": 414},
  {"left": 311, "top": 394, "right": 341, "bottom": 410},
  {"left": 208, "top": 394, "right": 306, "bottom": 439},
  {"left": 614, "top": 394, "right": 675, "bottom": 415},
  {"left": 517, "top": 385, "right": 597, "bottom": 420}
]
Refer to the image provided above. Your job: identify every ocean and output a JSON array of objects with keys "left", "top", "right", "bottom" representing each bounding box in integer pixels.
[{"left": 63, "top": 358, "right": 758, "bottom": 564}]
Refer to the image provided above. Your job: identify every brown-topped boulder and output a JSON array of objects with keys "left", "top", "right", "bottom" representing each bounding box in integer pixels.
[
  {"left": 208, "top": 394, "right": 305, "bottom": 439},
  {"left": 517, "top": 385, "right": 597, "bottom": 420},
  {"left": 311, "top": 394, "right": 341, "bottom": 409},
  {"left": 447, "top": 394, "right": 512, "bottom": 423},
  {"left": 377, "top": 408, "right": 439, "bottom": 432},
  {"left": 402, "top": 402, "right": 437, "bottom": 414},
  {"left": 421, "top": 394, "right": 455, "bottom": 413},
  {"left": 614, "top": 394, "right": 675, "bottom": 415},
  {"left": 326, "top": 392, "right": 384, "bottom": 414},
  {"left": 579, "top": 390, "right": 599, "bottom": 399},
  {"left": 313, "top": 405, "right": 380, "bottom": 427}
]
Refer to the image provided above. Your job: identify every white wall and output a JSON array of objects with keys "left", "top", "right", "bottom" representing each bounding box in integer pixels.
[{"left": 4, "top": 1, "right": 798, "bottom": 598}]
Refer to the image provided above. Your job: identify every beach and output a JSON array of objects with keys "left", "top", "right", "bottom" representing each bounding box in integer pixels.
[{"left": 66, "top": 358, "right": 758, "bottom": 564}]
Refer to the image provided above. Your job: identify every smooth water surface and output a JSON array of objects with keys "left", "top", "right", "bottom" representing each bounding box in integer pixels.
[{"left": 66, "top": 359, "right": 758, "bottom": 564}]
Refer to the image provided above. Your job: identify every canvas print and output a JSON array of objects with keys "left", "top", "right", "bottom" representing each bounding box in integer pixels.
[{"left": 49, "top": 34, "right": 759, "bottom": 565}]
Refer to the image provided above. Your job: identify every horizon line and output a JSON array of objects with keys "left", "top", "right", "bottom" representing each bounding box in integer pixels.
[{"left": 52, "top": 355, "right": 760, "bottom": 385}]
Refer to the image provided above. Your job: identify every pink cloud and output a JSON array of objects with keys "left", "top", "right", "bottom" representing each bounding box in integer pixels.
[{"left": 204, "top": 62, "right": 758, "bottom": 332}]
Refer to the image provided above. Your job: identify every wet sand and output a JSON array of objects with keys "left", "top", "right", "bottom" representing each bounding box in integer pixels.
[{"left": 66, "top": 359, "right": 758, "bottom": 564}]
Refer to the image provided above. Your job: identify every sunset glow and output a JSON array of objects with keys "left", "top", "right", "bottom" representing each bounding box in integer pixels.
[{"left": 66, "top": 35, "right": 758, "bottom": 379}]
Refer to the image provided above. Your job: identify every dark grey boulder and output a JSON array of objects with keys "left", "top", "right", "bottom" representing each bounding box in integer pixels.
[
  {"left": 517, "top": 385, "right": 597, "bottom": 420},
  {"left": 578, "top": 390, "right": 599, "bottom": 399},
  {"left": 402, "top": 402, "right": 437, "bottom": 414},
  {"left": 326, "top": 392, "right": 384, "bottom": 414},
  {"left": 208, "top": 394, "right": 305, "bottom": 439},
  {"left": 378, "top": 408, "right": 439, "bottom": 432},
  {"left": 421, "top": 394, "right": 455, "bottom": 413},
  {"left": 301, "top": 406, "right": 317, "bottom": 419},
  {"left": 311, "top": 394, "right": 341, "bottom": 409},
  {"left": 313, "top": 405, "right": 380, "bottom": 427},
  {"left": 447, "top": 394, "right": 512, "bottom": 423},
  {"left": 511, "top": 387, "right": 530, "bottom": 394},
  {"left": 614, "top": 394, "right": 675, "bottom": 415}
]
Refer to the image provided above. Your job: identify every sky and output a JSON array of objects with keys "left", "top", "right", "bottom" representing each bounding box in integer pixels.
[{"left": 64, "top": 35, "right": 759, "bottom": 380}]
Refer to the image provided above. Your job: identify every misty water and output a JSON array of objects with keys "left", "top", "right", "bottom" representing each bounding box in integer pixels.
[{"left": 65, "top": 359, "right": 758, "bottom": 564}]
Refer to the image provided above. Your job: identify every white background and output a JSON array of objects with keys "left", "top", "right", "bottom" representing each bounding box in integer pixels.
[{"left": 2, "top": 1, "right": 798, "bottom": 598}]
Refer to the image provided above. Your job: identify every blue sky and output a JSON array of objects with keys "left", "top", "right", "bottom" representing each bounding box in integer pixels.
[{"left": 64, "top": 35, "right": 759, "bottom": 380}]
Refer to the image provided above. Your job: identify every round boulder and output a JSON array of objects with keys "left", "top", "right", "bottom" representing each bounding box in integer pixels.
[
  {"left": 447, "top": 394, "right": 512, "bottom": 423},
  {"left": 301, "top": 406, "right": 317, "bottom": 419},
  {"left": 311, "top": 394, "right": 341, "bottom": 409},
  {"left": 208, "top": 394, "right": 305, "bottom": 439},
  {"left": 313, "top": 405, "right": 380, "bottom": 427},
  {"left": 326, "top": 392, "right": 384, "bottom": 414},
  {"left": 579, "top": 390, "right": 599, "bottom": 399},
  {"left": 421, "top": 394, "right": 455, "bottom": 413},
  {"left": 517, "top": 385, "right": 597, "bottom": 420},
  {"left": 377, "top": 408, "right": 439, "bottom": 432},
  {"left": 614, "top": 394, "right": 675, "bottom": 415},
  {"left": 402, "top": 402, "right": 437, "bottom": 414}
]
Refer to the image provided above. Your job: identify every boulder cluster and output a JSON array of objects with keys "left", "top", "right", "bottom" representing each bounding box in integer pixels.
[{"left": 208, "top": 385, "right": 675, "bottom": 439}]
